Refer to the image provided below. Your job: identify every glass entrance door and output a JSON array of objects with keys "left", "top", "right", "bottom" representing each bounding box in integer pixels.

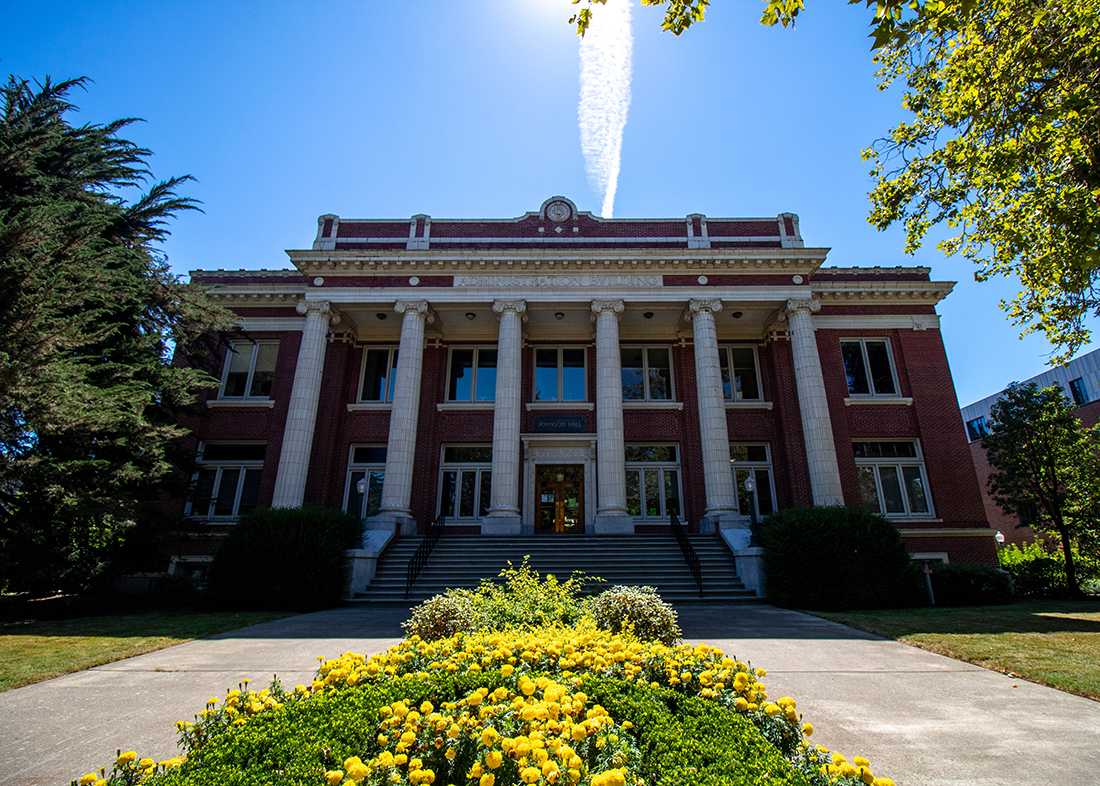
[{"left": 534, "top": 464, "right": 584, "bottom": 534}]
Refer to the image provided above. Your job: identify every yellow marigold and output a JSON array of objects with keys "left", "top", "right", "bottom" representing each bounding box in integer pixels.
[
  {"left": 116, "top": 751, "right": 137, "bottom": 765},
  {"left": 78, "top": 774, "right": 97, "bottom": 786},
  {"left": 480, "top": 774, "right": 495, "bottom": 786},
  {"left": 486, "top": 750, "right": 504, "bottom": 769},
  {"left": 324, "top": 770, "right": 344, "bottom": 786},
  {"left": 802, "top": 722, "right": 814, "bottom": 737}
]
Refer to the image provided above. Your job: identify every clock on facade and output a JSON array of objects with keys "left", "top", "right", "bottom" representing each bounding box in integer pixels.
[{"left": 545, "top": 200, "right": 572, "bottom": 223}]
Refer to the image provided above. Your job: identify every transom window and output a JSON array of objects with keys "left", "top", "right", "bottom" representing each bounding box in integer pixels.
[
  {"left": 219, "top": 341, "right": 277, "bottom": 399},
  {"left": 621, "top": 347, "right": 673, "bottom": 401},
  {"left": 448, "top": 347, "right": 497, "bottom": 402},
  {"left": 625, "top": 444, "right": 682, "bottom": 519},
  {"left": 186, "top": 443, "right": 265, "bottom": 520},
  {"left": 965, "top": 416, "right": 989, "bottom": 442},
  {"left": 841, "top": 339, "right": 898, "bottom": 397},
  {"left": 730, "top": 443, "right": 776, "bottom": 517},
  {"left": 534, "top": 347, "right": 587, "bottom": 402},
  {"left": 854, "top": 440, "right": 933, "bottom": 519},
  {"left": 358, "top": 347, "right": 398, "bottom": 403},
  {"left": 719, "top": 346, "right": 763, "bottom": 402},
  {"left": 439, "top": 445, "right": 492, "bottom": 519},
  {"left": 344, "top": 445, "right": 387, "bottom": 519}
]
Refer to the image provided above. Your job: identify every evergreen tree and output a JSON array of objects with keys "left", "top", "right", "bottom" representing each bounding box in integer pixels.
[{"left": 0, "top": 76, "right": 230, "bottom": 593}]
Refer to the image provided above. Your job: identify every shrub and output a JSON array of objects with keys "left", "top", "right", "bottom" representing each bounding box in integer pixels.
[
  {"left": 208, "top": 506, "right": 362, "bottom": 610},
  {"left": 928, "top": 564, "right": 1013, "bottom": 606},
  {"left": 759, "top": 506, "right": 913, "bottom": 610},
  {"left": 587, "top": 585, "right": 682, "bottom": 644},
  {"left": 998, "top": 540, "right": 1100, "bottom": 598},
  {"left": 403, "top": 558, "right": 595, "bottom": 639}
]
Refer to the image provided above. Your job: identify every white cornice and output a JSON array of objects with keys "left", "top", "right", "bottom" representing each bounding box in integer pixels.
[{"left": 812, "top": 280, "right": 955, "bottom": 305}]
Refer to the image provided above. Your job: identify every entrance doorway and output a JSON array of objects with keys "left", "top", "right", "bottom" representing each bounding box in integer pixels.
[{"left": 534, "top": 464, "right": 585, "bottom": 534}]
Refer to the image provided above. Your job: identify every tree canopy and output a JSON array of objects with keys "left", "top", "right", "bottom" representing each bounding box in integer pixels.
[
  {"left": 0, "top": 76, "right": 229, "bottom": 593},
  {"left": 983, "top": 383, "right": 1100, "bottom": 596},
  {"left": 573, "top": 0, "right": 1100, "bottom": 363}
]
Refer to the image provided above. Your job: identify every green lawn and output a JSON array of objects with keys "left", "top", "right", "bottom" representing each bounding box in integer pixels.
[
  {"left": 817, "top": 600, "right": 1100, "bottom": 700},
  {"left": 0, "top": 610, "right": 286, "bottom": 692}
]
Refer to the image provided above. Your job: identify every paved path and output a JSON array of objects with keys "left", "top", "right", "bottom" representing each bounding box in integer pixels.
[{"left": 2, "top": 605, "right": 1097, "bottom": 786}]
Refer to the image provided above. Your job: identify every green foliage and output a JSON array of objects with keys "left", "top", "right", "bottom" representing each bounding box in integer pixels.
[
  {"left": 0, "top": 76, "right": 230, "bottom": 594},
  {"left": 929, "top": 564, "right": 1012, "bottom": 606},
  {"left": 587, "top": 585, "right": 682, "bottom": 645},
  {"left": 983, "top": 383, "right": 1100, "bottom": 596},
  {"left": 403, "top": 558, "right": 597, "bottom": 640},
  {"left": 572, "top": 1, "right": 710, "bottom": 37},
  {"left": 999, "top": 540, "right": 1100, "bottom": 598},
  {"left": 208, "top": 506, "right": 363, "bottom": 610},
  {"left": 759, "top": 506, "right": 914, "bottom": 610}
]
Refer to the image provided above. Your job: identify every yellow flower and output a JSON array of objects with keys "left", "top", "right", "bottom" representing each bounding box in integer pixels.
[
  {"left": 486, "top": 750, "right": 504, "bottom": 769},
  {"left": 521, "top": 766, "right": 541, "bottom": 783},
  {"left": 480, "top": 775, "right": 496, "bottom": 786},
  {"left": 78, "top": 774, "right": 97, "bottom": 786},
  {"left": 325, "top": 770, "right": 345, "bottom": 785},
  {"left": 116, "top": 751, "right": 137, "bottom": 765},
  {"left": 138, "top": 757, "right": 155, "bottom": 769},
  {"left": 802, "top": 722, "right": 814, "bottom": 737},
  {"left": 854, "top": 756, "right": 871, "bottom": 767}
]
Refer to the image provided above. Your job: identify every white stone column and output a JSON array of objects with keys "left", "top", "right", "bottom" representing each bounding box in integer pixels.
[
  {"left": 785, "top": 298, "right": 845, "bottom": 505},
  {"left": 686, "top": 299, "right": 740, "bottom": 532},
  {"left": 371, "top": 300, "right": 433, "bottom": 535},
  {"left": 271, "top": 300, "right": 339, "bottom": 508},
  {"left": 484, "top": 299, "right": 526, "bottom": 535},
  {"left": 591, "top": 300, "right": 633, "bottom": 534}
]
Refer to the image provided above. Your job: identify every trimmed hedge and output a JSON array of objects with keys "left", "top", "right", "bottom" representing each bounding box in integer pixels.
[
  {"left": 208, "top": 506, "right": 362, "bottom": 610},
  {"left": 929, "top": 564, "right": 1013, "bottom": 606},
  {"left": 759, "top": 506, "right": 914, "bottom": 610}
]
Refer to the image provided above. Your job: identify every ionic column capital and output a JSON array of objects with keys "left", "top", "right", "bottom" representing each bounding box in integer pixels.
[
  {"left": 295, "top": 299, "right": 341, "bottom": 326},
  {"left": 492, "top": 299, "right": 528, "bottom": 320},
  {"left": 783, "top": 298, "right": 821, "bottom": 317},
  {"left": 685, "top": 299, "right": 724, "bottom": 320},
  {"left": 591, "top": 299, "right": 625, "bottom": 320},
  {"left": 394, "top": 299, "right": 435, "bottom": 324}
]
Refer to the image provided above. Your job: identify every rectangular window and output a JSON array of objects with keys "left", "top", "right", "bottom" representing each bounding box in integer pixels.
[
  {"left": 718, "top": 346, "right": 763, "bottom": 401},
  {"left": 1069, "top": 377, "right": 1090, "bottom": 407},
  {"left": 219, "top": 341, "right": 278, "bottom": 399},
  {"left": 358, "top": 347, "right": 399, "bottom": 402},
  {"left": 624, "top": 444, "right": 682, "bottom": 519},
  {"left": 187, "top": 443, "right": 265, "bottom": 520},
  {"left": 621, "top": 347, "right": 674, "bottom": 401},
  {"left": 730, "top": 443, "right": 776, "bottom": 517},
  {"left": 438, "top": 445, "right": 492, "bottom": 519},
  {"left": 533, "top": 347, "right": 587, "bottom": 402},
  {"left": 841, "top": 339, "right": 898, "bottom": 397},
  {"left": 447, "top": 347, "right": 497, "bottom": 402},
  {"left": 345, "top": 445, "right": 387, "bottom": 519},
  {"left": 854, "top": 440, "right": 933, "bottom": 519},
  {"left": 965, "top": 416, "right": 989, "bottom": 442}
]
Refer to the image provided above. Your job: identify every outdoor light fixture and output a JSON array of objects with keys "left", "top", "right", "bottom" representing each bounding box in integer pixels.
[
  {"left": 643, "top": 311, "right": 654, "bottom": 319},
  {"left": 465, "top": 312, "right": 477, "bottom": 320},
  {"left": 554, "top": 312, "right": 565, "bottom": 320},
  {"left": 356, "top": 478, "right": 367, "bottom": 494},
  {"left": 994, "top": 530, "right": 1006, "bottom": 544},
  {"left": 376, "top": 312, "right": 387, "bottom": 320}
]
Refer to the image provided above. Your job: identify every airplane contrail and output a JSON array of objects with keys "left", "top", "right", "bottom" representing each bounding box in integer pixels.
[{"left": 578, "top": 0, "right": 633, "bottom": 218}]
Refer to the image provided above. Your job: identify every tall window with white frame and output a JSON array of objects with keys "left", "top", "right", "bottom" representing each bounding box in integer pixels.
[
  {"left": 730, "top": 443, "right": 776, "bottom": 517},
  {"left": 840, "top": 338, "right": 899, "bottom": 397},
  {"left": 718, "top": 346, "right": 763, "bottom": 402},
  {"left": 219, "top": 341, "right": 278, "bottom": 399},
  {"left": 533, "top": 347, "right": 587, "bottom": 401},
  {"left": 344, "top": 445, "right": 386, "bottom": 518},
  {"left": 624, "top": 444, "right": 682, "bottom": 519},
  {"left": 358, "top": 347, "right": 398, "bottom": 403},
  {"left": 186, "top": 443, "right": 265, "bottom": 520},
  {"left": 447, "top": 347, "right": 497, "bottom": 402},
  {"left": 621, "top": 347, "right": 673, "bottom": 401},
  {"left": 438, "top": 445, "right": 493, "bottom": 520},
  {"left": 854, "top": 440, "right": 934, "bottom": 518}
]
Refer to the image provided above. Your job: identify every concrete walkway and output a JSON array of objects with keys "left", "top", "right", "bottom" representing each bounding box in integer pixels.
[{"left": 1, "top": 605, "right": 1096, "bottom": 786}]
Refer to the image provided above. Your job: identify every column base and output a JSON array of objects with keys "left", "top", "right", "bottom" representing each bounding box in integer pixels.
[
  {"left": 593, "top": 513, "right": 634, "bottom": 535},
  {"left": 365, "top": 512, "right": 417, "bottom": 537},
  {"left": 480, "top": 514, "right": 522, "bottom": 536},
  {"left": 699, "top": 511, "right": 745, "bottom": 536},
  {"left": 343, "top": 529, "right": 397, "bottom": 599}
]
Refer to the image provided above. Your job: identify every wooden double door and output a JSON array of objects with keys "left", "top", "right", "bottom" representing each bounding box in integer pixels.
[{"left": 534, "top": 464, "right": 584, "bottom": 534}]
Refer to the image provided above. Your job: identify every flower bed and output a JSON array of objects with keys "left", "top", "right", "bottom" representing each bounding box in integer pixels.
[{"left": 70, "top": 572, "right": 894, "bottom": 786}]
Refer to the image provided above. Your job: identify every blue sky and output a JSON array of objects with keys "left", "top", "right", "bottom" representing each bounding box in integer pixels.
[{"left": 4, "top": 0, "right": 1094, "bottom": 405}]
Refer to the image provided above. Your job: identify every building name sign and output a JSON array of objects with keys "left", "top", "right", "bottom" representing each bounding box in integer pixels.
[{"left": 533, "top": 415, "right": 587, "bottom": 434}]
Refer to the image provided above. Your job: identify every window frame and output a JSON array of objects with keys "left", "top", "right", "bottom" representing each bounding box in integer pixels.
[
  {"left": 718, "top": 345, "right": 764, "bottom": 402},
  {"left": 445, "top": 346, "right": 498, "bottom": 403},
  {"left": 356, "top": 345, "right": 400, "bottom": 403},
  {"left": 853, "top": 439, "right": 935, "bottom": 520},
  {"left": 185, "top": 441, "right": 266, "bottom": 521},
  {"left": 620, "top": 345, "right": 676, "bottom": 402},
  {"left": 624, "top": 443, "right": 683, "bottom": 520},
  {"left": 1069, "top": 377, "right": 1090, "bottom": 407},
  {"left": 437, "top": 444, "right": 493, "bottom": 520},
  {"left": 532, "top": 346, "right": 589, "bottom": 402},
  {"left": 965, "top": 415, "right": 989, "bottom": 442},
  {"left": 218, "top": 340, "right": 278, "bottom": 400},
  {"left": 342, "top": 444, "right": 387, "bottom": 519},
  {"left": 840, "top": 337, "right": 901, "bottom": 398},
  {"left": 729, "top": 442, "right": 777, "bottom": 517}
]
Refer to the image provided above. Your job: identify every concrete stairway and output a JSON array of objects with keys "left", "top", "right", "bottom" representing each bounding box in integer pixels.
[{"left": 351, "top": 533, "right": 757, "bottom": 604}]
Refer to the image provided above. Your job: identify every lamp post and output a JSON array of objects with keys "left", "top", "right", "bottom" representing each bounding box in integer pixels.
[{"left": 744, "top": 474, "right": 760, "bottom": 547}]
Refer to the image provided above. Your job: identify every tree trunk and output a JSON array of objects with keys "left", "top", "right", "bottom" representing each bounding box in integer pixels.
[{"left": 1057, "top": 523, "right": 1081, "bottom": 598}]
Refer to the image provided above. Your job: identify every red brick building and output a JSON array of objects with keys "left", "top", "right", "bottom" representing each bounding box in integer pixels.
[{"left": 175, "top": 197, "right": 995, "bottom": 591}]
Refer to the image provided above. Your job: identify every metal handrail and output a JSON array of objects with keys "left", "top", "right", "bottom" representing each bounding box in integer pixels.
[
  {"left": 670, "top": 513, "right": 703, "bottom": 597},
  {"left": 406, "top": 516, "right": 446, "bottom": 598}
]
